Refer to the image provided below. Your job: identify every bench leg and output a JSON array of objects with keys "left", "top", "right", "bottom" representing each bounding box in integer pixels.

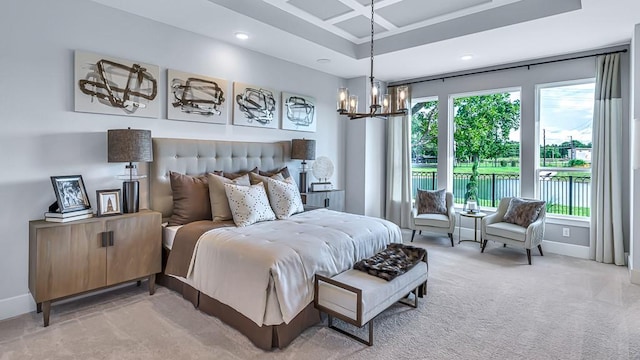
[
  {"left": 411, "top": 230, "right": 416, "bottom": 242},
  {"left": 327, "top": 314, "right": 374, "bottom": 346}
]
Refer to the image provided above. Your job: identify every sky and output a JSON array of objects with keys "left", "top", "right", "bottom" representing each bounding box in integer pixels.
[{"left": 508, "top": 82, "right": 594, "bottom": 144}]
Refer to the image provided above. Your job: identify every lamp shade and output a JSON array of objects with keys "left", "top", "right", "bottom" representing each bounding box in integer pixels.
[
  {"left": 107, "top": 129, "right": 153, "bottom": 163},
  {"left": 291, "top": 139, "right": 316, "bottom": 161}
]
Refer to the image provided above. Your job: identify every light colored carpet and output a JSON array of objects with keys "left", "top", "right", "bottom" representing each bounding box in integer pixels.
[{"left": 2, "top": 230, "right": 640, "bottom": 360}]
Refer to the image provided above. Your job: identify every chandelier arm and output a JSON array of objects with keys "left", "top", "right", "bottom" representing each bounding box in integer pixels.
[{"left": 370, "top": 0, "right": 374, "bottom": 85}]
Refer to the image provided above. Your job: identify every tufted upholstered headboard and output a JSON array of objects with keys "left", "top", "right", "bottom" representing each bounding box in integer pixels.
[{"left": 149, "top": 137, "right": 288, "bottom": 219}]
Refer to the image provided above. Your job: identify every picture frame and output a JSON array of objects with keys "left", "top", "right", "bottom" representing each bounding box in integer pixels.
[
  {"left": 281, "top": 92, "right": 316, "bottom": 132},
  {"left": 96, "top": 189, "right": 122, "bottom": 217},
  {"left": 50, "top": 175, "right": 91, "bottom": 213}
]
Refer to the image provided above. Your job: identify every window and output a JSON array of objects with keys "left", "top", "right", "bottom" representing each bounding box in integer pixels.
[
  {"left": 452, "top": 90, "right": 521, "bottom": 208},
  {"left": 410, "top": 98, "right": 438, "bottom": 197},
  {"left": 538, "top": 80, "right": 595, "bottom": 217}
]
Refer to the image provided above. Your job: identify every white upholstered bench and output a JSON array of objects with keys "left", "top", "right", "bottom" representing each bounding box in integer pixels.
[{"left": 314, "top": 262, "right": 428, "bottom": 345}]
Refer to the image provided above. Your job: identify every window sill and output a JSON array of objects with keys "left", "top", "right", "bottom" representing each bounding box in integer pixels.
[{"left": 454, "top": 206, "right": 590, "bottom": 228}]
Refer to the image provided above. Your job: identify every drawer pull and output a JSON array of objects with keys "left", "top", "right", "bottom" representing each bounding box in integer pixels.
[
  {"left": 108, "top": 231, "right": 114, "bottom": 246},
  {"left": 101, "top": 232, "right": 108, "bottom": 247}
]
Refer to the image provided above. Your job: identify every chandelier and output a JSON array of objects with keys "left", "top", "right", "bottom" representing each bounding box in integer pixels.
[{"left": 337, "top": 1, "right": 408, "bottom": 120}]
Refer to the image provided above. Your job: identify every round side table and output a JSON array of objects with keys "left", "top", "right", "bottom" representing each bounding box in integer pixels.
[{"left": 458, "top": 211, "right": 487, "bottom": 246}]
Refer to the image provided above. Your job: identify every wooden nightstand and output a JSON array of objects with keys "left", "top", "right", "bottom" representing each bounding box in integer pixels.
[
  {"left": 28, "top": 210, "right": 161, "bottom": 326},
  {"left": 301, "top": 190, "right": 345, "bottom": 212}
]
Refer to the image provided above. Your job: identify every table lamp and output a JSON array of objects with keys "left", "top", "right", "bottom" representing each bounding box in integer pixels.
[
  {"left": 291, "top": 139, "right": 316, "bottom": 193},
  {"left": 107, "top": 128, "right": 153, "bottom": 213}
]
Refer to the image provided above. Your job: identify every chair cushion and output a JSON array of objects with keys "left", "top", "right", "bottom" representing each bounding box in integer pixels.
[
  {"left": 414, "top": 213, "right": 450, "bottom": 228},
  {"left": 416, "top": 189, "right": 447, "bottom": 215},
  {"left": 503, "top": 198, "right": 545, "bottom": 227},
  {"left": 485, "top": 222, "right": 527, "bottom": 242}
]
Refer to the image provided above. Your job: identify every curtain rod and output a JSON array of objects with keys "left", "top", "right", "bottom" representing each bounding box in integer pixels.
[{"left": 392, "top": 48, "right": 628, "bottom": 87}]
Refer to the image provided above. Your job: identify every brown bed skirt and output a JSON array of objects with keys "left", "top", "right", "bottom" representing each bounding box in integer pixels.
[{"left": 157, "top": 260, "right": 321, "bottom": 350}]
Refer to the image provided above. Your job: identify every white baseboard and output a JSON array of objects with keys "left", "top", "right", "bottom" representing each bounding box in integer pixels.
[
  {"left": 455, "top": 227, "right": 590, "bottom": 259},
  {"left": 630, "top": 268, "right": 640, "bottom": 285},
  {"left": 541, "top": 240, "right": 590, "bottom": 259},
  {"left": 0, "top": 293, "right": 36, "bottom": 321}
]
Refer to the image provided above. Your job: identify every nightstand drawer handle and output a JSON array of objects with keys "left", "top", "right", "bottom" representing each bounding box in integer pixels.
[{"left": 101, "top": 232, "right": 108, "bottom": 247}]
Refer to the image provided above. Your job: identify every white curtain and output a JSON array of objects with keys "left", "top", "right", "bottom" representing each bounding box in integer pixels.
[
  {"left": 385, "top": 87, "right": 412, "bottom": 228},
  {"left": 590, "top": 53, "right": 625, "bottom": 265}
]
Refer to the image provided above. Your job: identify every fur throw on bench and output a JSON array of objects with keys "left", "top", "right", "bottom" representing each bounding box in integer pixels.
[{"left": 354, "top": 243, "right": 427, "bottom": 281}]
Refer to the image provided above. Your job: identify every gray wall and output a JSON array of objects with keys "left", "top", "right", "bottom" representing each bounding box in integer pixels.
[
  {"left": 405, "top": 48, "right": 632, "bottom": 248},
  {"left": 0, "top": 0, "right": 346, "bottom": 318}
]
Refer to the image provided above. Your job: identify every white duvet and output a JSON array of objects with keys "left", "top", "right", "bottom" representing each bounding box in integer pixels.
[{"left": 187, "top": 209, "right": 402, "bottom": 326}]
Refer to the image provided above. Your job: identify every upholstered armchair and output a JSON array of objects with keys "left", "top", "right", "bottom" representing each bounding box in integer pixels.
[
  {"left": 481, "top": 197, "right": 546, "bottom": 265},
  {"left": 410, "top": 191, "right": 456, "bottom": 247}
]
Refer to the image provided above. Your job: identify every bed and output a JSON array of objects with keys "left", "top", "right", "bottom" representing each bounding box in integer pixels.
[{"left": 149, "top": 137, "right": 402, "bottom": 349}]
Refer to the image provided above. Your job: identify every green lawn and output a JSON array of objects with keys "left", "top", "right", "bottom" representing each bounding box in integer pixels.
[{"left": 412, "top": 165, "right": 590, "bottom": 177}]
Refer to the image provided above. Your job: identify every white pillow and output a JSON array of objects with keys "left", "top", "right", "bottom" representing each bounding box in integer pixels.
[
  {"left": 224, "top": 182, "right": 276, "bottom": 227},
  {"left": 207, "top": 173, "right": 250, "bottom": 221},
  {"left": 264, "top": 177, "right": 304, "bottom": 219}
]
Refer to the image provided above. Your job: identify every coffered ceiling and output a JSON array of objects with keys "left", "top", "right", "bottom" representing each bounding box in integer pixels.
[{"left": 92, "top": 0, "right": 640, "bottom": 82}]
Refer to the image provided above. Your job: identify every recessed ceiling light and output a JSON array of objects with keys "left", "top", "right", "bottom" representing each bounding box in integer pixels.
[
  {"left": 461, "top": 55, "right": 473, "bottom": 61},
  {"left": 235, "top": 32, "right": 249, "bottom": 40},
  {"left": 316, "top": 58, "right": 331, "bottom": 64}
]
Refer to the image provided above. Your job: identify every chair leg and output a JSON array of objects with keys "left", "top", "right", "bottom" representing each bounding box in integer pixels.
[
  {"left": 448, "top": 233, "right": 454, "bottom": 247},
  {"left": 481, "top": 239, "right": 488, "bottom": 253},
  {"left": 538, "top": 244, "right": 544, "bottom": 256},
  {"left": 526, "top": 249, "right": 532, "bottom": 265},
  {"left": 411, "top": 230, "right": 416, "bottom": 242}
]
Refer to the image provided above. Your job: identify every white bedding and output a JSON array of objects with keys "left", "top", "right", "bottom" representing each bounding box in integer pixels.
[
  {"left": 162, "top": 223, "right": 182, "bottom": 250},
  {"left": 187, "top": 209, "right": 402, "bottom": 326}
]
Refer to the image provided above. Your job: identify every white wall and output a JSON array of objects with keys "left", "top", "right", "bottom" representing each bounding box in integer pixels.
[
  {"left": 407, "top": 48, "right": 632, "bottom": 249},
  {"left": 344, "top": 77, "right": 387, "bottom": 217},
  {"left": 631, "top": 24, "right": 640, "bottom": 284},
  {"left": 0, "top": 0, "right": 346, "bottom": 319}
]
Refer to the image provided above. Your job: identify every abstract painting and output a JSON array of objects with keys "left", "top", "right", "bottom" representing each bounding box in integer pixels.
[
  {"left": 281, "top": 92, "right": 316, "bottom": 132},
  {"left": 167, "top": 69, "right": 228, "bottom": 124},
  {"left": 74, "top": 51, "right": 159, "bottom": 118},
  {"left": 232, "top": 82, "right": 278, "bottom": 129}
]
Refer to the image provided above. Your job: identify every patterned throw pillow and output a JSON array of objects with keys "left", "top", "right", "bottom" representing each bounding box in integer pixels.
[
  {"left": 224, "top": 182, "right": 276, "bottom": 227},
  {"left": 264, "top": 177, "right": 304, "bottom": 219},
  {"left": 416, "top": 189, "right": 447, "bottom": 215},
  {"left": 503, "top": 198, "right": 546, "bottom": 228},
  {"left": 207, "top": 173, "right": 250, "bottom": 221}
]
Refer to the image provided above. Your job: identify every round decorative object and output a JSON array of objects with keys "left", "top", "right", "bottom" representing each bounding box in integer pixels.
[{"left": 312, "top": 156, "right": 334, "bottom": 182}]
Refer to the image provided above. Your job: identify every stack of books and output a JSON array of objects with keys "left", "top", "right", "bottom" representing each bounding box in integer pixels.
[{"left": 44, "top": 209, "right": 94, "bottom": 223}]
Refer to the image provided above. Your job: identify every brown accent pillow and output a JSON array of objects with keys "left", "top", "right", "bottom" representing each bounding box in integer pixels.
[
  {"left": 416, "top": 189, "right": 447, "bottom": 215},
  {"left": 168, "top": 171, "right": 220, "bottom": 226},
  {"left": 224, "top": 167, "right": 258, "bottom": 180},
  {"left": 259, "top": 166, "right": 291, "bottom": 179},
  {"left": 503, "top": 198, "right": 545, "bottom": 228}
]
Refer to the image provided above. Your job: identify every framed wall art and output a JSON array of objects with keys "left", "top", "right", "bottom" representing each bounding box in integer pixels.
[
  {"left": 167, "top": 69, "right": 228, "bottom": 124},
  {"left": 281, "top": 92, "right": 316, "bottom": 132},
  {"left": 96, "top": 189, "right": 122, "bottom": 216},
  {"left": 232, "top": 82, "right": 279, "bottom": 129},
  {"left": 50, "top": 175, "right": 91, "bottom": 213},
  {"left": 74, "top": 50, "right": 160, "bottom": 118}
]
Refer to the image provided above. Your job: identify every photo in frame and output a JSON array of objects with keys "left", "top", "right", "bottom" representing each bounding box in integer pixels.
[
  {"left": 167, "top": 69, "right": 228, "bottom": 124},
  {"left": 232, "top": 82, "right": 279, "bottom": 129},
  {"left": 74, "top": 50, "right": 160, "bottom": 118},
  {"left": 50, "top": 175, "right": 91, "bottom": 213},
  {"left": 281, "top": 92, "right": 316, "bottom": 132},
  {"left": 96, "top": 189, "right": 122, "bottom": 216}
]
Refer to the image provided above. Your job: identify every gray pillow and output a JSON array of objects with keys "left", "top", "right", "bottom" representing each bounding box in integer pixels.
[
  {"left": 208, "top": 173, "right": 250, "bottom": 221},
  {"left": 417, "top": 189, "right": 447, "bottom": 215},
  {"left": 503, "top": 198, "right": 545, "bottom": 228}
]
